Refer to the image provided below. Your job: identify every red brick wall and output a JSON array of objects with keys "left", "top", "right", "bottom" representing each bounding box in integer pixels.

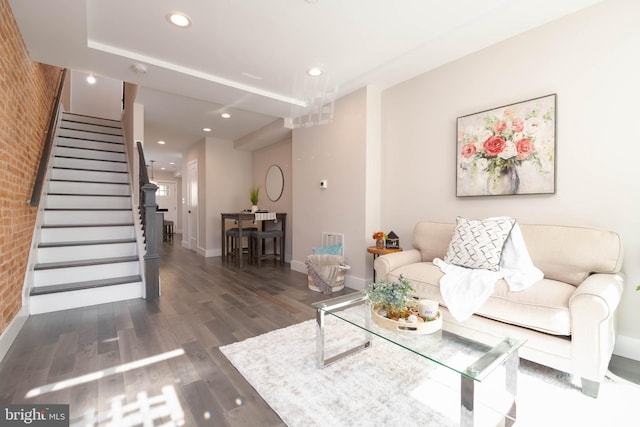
[{"left": 0, "top": 0, "right": 62, "bottom": 333}]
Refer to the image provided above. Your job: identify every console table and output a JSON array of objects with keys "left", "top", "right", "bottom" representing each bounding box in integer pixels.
[{"left": 220, "top": 212, "right": 286, "bottom": 268}]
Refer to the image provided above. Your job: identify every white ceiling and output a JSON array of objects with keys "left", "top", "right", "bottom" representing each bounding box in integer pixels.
[{"left": 9, "top": 0, "right": 603, "bottom": 174}]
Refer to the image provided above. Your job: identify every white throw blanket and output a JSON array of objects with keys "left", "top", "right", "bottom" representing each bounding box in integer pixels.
[{"left": 435, "top": 222, "right": 543, "bottom": 322}]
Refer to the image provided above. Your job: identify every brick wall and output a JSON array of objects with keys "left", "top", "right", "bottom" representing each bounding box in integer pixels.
[{"left": 0, "top": 0, "right": 62, "bottom": 334}]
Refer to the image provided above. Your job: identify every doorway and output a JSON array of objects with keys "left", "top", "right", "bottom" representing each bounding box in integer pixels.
[
  {"left": 186, "top": 160, "right": 198, "bottom": 252},
  {"left": 156, "top": 180, "right": 178, "bottom": 227}
]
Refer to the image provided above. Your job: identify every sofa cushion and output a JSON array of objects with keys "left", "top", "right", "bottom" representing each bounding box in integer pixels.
[
  {"left": 412, "top": 222, "right": 454, "bottom": 262},
  {"left": 444, "top": 216, "right": 516, "bottom": 271},
  {"left": 387, "top": 263, "right": 573, "bottom": 336},
  {"left": 475, "top": 278, "right": 573, "bottom": 335},
  {"left": 519, "top": 224, "right": 623, "bottom": 286}
]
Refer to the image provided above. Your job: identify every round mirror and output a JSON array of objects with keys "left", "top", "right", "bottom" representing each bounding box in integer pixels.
[{"left": 265, "top": 165, "right": 284, "bottom": 202}]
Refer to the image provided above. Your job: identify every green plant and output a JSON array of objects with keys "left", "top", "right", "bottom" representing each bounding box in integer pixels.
[
  {"left": 249, "top": 185, "right": 260, "bottom": 205},
  {"left": 365, "top": 274, "right": 415, "bottom": 320}
]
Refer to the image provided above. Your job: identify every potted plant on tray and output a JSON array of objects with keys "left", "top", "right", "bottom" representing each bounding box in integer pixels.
[
  {"left": 366, "top": 275, "right": 442, "bottom": 334},
  {"left": 365, "top": 274, "right": 415, "bottom": 320}
]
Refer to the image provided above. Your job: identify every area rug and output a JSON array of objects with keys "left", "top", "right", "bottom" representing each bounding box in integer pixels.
[{"left": 220, "top": 307, "right": 638, "bottom": 426}]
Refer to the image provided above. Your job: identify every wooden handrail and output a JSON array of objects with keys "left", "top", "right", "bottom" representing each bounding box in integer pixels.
[
  {"left": 29, "top": 68, "right": 67, "bottom": 207},
  {"left": 137, "top": 140, "right": 150, "bottom": 184}
]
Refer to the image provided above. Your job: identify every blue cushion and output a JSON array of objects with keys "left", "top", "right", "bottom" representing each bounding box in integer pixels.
[{"left": 312, "top": 242, "right": 343, "bottom": 255}]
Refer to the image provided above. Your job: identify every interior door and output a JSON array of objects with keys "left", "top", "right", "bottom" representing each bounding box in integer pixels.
[{"left": 187, "top": 160, "right": 198, "bottom": 252}]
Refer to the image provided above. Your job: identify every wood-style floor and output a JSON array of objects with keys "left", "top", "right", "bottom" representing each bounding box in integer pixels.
[
  {"left": 0, "top": 238, "right": 355, "bottom": 426},
  {"left": 2, "top": 239, "right": 639, "bottom": 426}
]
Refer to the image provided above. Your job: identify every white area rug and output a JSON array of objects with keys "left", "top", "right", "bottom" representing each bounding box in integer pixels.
[{"left": 220, "top": 308, "right": 638, "bottom": 427}]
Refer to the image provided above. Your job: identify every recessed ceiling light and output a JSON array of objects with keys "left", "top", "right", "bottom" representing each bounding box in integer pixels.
[
  {"left": 203, "top": 127, "right": 211, "bottom": 132},
  {"left": 221, "top": 113, "right": 231, "bottom": 119},
  {"left": 157, "top": 140, "right": 166, "bottom": 145},
  {"left": 307, "top": 67, "right": 324, "bottom": 77},
  {"left": 167, "top": 12, "right": 191, "bottom": 28},
  {"left": 169, "top": 162, "right": 175, "bottom": 165},
  {"left": 86, "top": 74, "right": 96, "bottom": 84}
]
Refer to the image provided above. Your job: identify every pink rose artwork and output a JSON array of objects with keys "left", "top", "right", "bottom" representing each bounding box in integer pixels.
[
  {"left": 493, "top": 120, "right": 507, "bottom": 134},
  {"left": 516, "top": 138, "right": 534, "bottom": 159},
  {"left": 483, "top": 136, "right": 506, "bottom": 156},
  {"left": 461, "top": 143, "right": 477, "bottom": 158},
  {"left": 511, "top": 118, "right": 524, "bottom": 133}
]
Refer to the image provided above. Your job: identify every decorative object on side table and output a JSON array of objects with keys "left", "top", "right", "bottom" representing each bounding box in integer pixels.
[
  {"left": 365, "top": 274, "right": 442, "bottom": 334},
  {"left": 249, "top": 185, "right": 260, "bottom": 212},
  {"left": 385, "top": 231, "right": 399, "bottom": 249},
  {"left": 372, "top": 231, "right": 385, "bottom": 249},
  {"left": 456, "top": 93, "right": 557, "bottom": 197}
]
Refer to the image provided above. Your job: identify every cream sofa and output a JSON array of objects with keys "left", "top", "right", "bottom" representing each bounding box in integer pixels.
[{"left": 374, "top": 221, "right": 624, "bottom": 398}]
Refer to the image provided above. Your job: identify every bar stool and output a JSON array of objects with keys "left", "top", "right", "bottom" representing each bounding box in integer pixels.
[
  {"left": 225, "top": 227, "right": 257, "bottom": 266},
  {"left": 250, "top": 229, "right": 283, "bottom": 267},
  {"left": 163, "top": 220, "right": 174, "bottom": 241}
]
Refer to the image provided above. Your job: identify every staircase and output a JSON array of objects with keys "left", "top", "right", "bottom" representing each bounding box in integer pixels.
[{"left": 29, "top": 112, "right": 144, "bottom": 314}]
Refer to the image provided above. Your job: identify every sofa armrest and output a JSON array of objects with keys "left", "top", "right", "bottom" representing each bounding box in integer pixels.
[
  {"left": 373, "top": 249, "right": 423, "bottom": 282},
  {"left": 569, "top": 273, "right": 624, "bottom": 384},
  {"left": 569, "top": 273, "right": 624, "bottom": 317}
]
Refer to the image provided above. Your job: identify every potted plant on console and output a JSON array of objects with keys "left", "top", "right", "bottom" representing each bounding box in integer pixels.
[{"left": 249, "top": 185, "right": 260, "bottom": 213}]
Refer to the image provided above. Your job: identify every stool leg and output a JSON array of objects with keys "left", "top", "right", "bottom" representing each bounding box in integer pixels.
[
  {"left": 277, "top": 236, "right": 282, "bottom": 265},
  {"left": 273, "top": 237, "right": 278, "bottom": 265},
  {"left": 280, "top": 235, "right": 284, "bottom": 265}
]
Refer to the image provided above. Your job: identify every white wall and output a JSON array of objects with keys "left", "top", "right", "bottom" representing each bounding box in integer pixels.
[
  {"left": 292, "top": 88, "right": 374, "bottom": 288},
  {"left": 205, "top": 137, "right": 252, "bottom": 256},
  {"left": 380, "top": 0, "right": 640, "bottom": 358},
  {"left": 252, "top": 138, "right": 293, "bottom": 262}
]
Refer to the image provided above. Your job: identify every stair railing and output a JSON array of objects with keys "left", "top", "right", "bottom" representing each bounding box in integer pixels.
[
  {"left": 29, "top": 68, "right": 67, "bottom": 207},
  {"left": 137, "top": 141, "right": 160, "bottom": 300}
]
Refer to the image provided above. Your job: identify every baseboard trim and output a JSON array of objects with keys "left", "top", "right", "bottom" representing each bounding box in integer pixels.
[
  {"left": 290, "top": 260, "right": 306, "bottom": 274},
  {"left": 0, "top": 307, "right": 28, "bottom": 363},
  {"left": 614, "top": 334, "right": 640, "bottom": 361},
  {"left": 204, "top": 248, "right": 220, "bottom": 257}
]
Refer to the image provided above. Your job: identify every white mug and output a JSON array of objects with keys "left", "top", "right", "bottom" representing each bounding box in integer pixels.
[{"left": 418, "top": 299, "right": 439, "bottom": 320}]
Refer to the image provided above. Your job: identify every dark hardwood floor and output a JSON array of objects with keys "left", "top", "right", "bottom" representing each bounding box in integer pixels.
[{"left": 0, "top": 238, "right": 354, "bottom": 426}]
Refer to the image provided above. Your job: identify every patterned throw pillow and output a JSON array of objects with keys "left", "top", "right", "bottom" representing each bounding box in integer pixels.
[{"left": 444, "top": 217, "right": 516, "bottom": 271}]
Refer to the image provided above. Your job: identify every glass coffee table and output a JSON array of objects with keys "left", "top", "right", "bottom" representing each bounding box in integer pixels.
[{"left": 312, "top": 291, "right": 525, "bottom": 427}]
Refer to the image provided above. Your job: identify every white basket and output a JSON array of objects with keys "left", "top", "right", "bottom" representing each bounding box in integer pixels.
[{"left": 307, "top": 267, "right": 346, "bottom": 292}]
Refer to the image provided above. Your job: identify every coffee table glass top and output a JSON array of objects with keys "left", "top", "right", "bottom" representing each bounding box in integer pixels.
[{"left": 312, "top": 291, "right": 525, "bottom": 382}]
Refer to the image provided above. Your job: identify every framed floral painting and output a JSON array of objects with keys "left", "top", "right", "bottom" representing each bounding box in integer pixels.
[{"left": 456, "top": 94, "right": 557, "bottom": 197}]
